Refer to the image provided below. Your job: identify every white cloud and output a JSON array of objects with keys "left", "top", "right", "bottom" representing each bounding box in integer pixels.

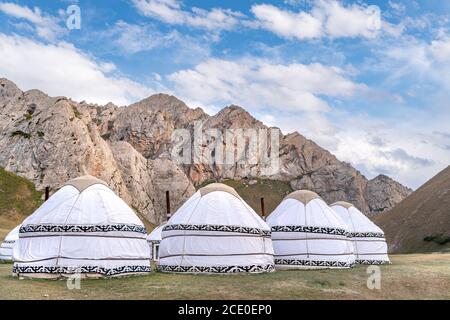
[
  {"left": 132, "top": 0, "right": 243, "bottom": 31},
  {"left": 168, "top": 58, "right": 362, "bottom": 113},
  {"left": 0, "top": 33, "right": 156, "bottom": 105},
  {"left": 429, "top": 37, "right": 450, "bottom": 63},
  {"left": 388, "top": 1, "right": 406, "bottom": 13},
  {"left": 0, "top": 2, "right": 65, "bottom": 41},
  {"left": 101, "top": 21, "right": 211, "bottom": 64},
  {"left": 251, "top": 0, "right": 383, "bottom": 40},
  {"left": 315, "top": 0, "right": 381, "bottom": 38},
  {"left": 382, "top": 32, "right": 450, "bottom": 88},
  {"left": 251, "top": 4, "right": 322, "bottom": 40},
  {"left": 331, "top": 117, "right": 448, "bottom": 189},
  {"left": 283, "top": 0, "right": 305, "bottom": 7},
  {"left": 107, "top": 21, "right": 168, "bottom": 54}
]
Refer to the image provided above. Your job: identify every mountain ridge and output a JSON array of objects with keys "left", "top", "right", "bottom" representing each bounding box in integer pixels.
[{"left": 0, "top": 78, "right": 412, "bottom": 223}]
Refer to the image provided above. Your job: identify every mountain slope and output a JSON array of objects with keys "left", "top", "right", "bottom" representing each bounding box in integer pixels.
[
  {"left": 0, "top": 78, "right": 195, "bottom": 224},
  {"left": 0, "top": 78, "right": 411, "bottom": 223},
  {"left": 374, "top": 166, "right": 450, "bottom": 253},
  {"left": 0, "top": 167, "right": 43, "bottom": 239}
]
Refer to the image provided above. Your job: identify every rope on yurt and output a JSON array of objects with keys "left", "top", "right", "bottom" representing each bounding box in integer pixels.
[
  {"left": 55, "top": 189, "right": 83, "bottom": 274},
  {"left": 304, "top": 203, "right": 310, "bottom": 259},
  {"left": 239, "top": 197, "right": 269, "bottom": 257},
  {"left": 180, "top": 194, "right": 203, "bottom": 267},
  {"left": 347, "top": 209, "right": 359, "bottom": 260}
]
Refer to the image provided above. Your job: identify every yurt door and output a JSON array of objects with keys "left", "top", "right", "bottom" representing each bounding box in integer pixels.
[{"left": 153, "top": 243, "right": 160, "bottom": 262}]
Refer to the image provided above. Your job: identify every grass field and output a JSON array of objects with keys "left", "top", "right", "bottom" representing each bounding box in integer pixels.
[{"left": 1, "top": 253, "right": 449, "bottom": 300}]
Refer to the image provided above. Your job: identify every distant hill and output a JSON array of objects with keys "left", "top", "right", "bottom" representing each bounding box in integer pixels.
[
  {"left": 374, "top": 166, "right": 450, "bottom": 253},
  {"left": 0, "top": 167, "right": 43, "bottom": 239},
  {"left": 201, "top": 178, "right": 293, "bottom": 217}
]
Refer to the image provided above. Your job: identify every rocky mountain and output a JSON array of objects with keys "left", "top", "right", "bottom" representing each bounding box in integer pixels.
[
  {"left": 374, "top": 166, "right": 450, "bottom": 253},
  {"left": 0, "top": 78, "right": 412, "bottom": 224},
  {"left": 365, "top": 174, "right": 413, "bottom": 213}
]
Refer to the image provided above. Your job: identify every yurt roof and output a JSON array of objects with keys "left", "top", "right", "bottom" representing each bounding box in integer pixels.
[
  {"left": 331, "top": 201, "right": 354, "bottom": 209},
  {"left": 5, "top": 224, "right": 21, "bottom": 241},
  {"left": 147, "top": 223, "right": 166, "bottom": 241},
  {"left": 283, "top": 190, "right": 322, "bottom": 205},
  {"left": 199, "top": 183, "right": 241, "bottom": 199},
  {"left": 64, "top": 175, "right": 109, "bottom": 193}
]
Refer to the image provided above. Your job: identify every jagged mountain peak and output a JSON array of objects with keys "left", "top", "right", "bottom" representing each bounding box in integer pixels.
[
  {"left": 131, "top": 93, "right": 191, "bottom": 111},
  {"left": 0, "top": 78, "right": 20, "bottom": 90},
  {"left": 0, "top": 78, "right": 22, "bottom": 102},
  {"left": 365, "top": 173, "right": 413, "bottom": 214},
  {"left": 369, "top": 173, "right": 412, "bottom": 193},
  {"left": 208, "top": 104, "right": 265, "bottom": 129}
]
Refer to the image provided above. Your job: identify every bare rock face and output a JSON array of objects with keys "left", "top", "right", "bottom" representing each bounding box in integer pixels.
[
  {"left": 0, "top": 79, "right": 195, "bottom": 224},
  {"left": 105, "top": 94, "right": 207, "bottom": 158},
  {"left": 149, "top": 152, "right": 197, "bottom": 218},
  {"left": 0, "top": 83, "right": 130, "bottom": 203},
  {"left": 366, "top": 175, "right": 413, "bottom": 213},
  {"left": 0, "top": 78, "right": 412, "bottom": 222},
  {"left": 108, "top": 141, "right": 158, "bottom": 222},
  {"left": 108, "top": 142, "right": 195, "bottom": 224}
]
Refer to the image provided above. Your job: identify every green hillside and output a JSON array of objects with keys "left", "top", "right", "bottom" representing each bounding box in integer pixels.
[
  {"left": 374, "top": 166, "right": 450, "bottom": 253},
  {"left": 200, "top": 178, "right": 293, "bottom": 217},
  {"left": 0, "top": 167, "right": 43, "bottom": 239}
]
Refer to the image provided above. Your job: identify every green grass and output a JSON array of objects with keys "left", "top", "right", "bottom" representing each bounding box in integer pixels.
[
  {"left": 72, "top": 106, "right": 82, "bottom": 119},
  {"left": 0, "top": 167, "right": 43, "bottom": 238},
  {"left": 424, "top": 234, "right": 450, "bottom": 245},
  {"left": 1, "top": 254, "right": 449, "bottom": 300},
  {"left": 200, "top": 178, "right": 293, "bottom": 216}
]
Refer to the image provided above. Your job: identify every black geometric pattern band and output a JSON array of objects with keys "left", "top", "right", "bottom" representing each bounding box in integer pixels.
[
  {"left": 355, "top": 259, "right": 390, "bottom": 265},
  {"left": 20, "top": 224, "right": 147, "bottom": 235},
  {"left": 349, "top": 232, "right": 385, "bottom": 238},
  {"left": 13, "top": 264, "right": 152, "bottom": 276},
  {"left": 158, "top": 264, "right": 275, "bottom": 274},
  {"left": 163, "top": 224, "right": 271, "bottom": 237},
  {"left": 271, "top": 225, "right": 348, "bottom": 236},
  {"left": 275, "top": 258, "right": 354, "bottom": 268}
]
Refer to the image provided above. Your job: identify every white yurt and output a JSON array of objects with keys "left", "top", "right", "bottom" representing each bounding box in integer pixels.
[
  {"left": 158, "top": 183, "right": 275, "bottom": 274},
  {"left": 147, "top": 223, "right": 166, "bottom": 261},
  {"left": 266, "top": 190, "right": 355, "bottom": 269},
  {"left": 331, "top": 201, "right": 390, "bottom": 264},
  {"left": 0, "top": 224, "right": 21, "bottom": 261},
  {"left": 13, "top": 175, "right": 151, "bottom": 278}
]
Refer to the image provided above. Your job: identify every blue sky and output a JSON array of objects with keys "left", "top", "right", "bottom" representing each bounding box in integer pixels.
[{"left": 0, "top": 0, "right": 449, "bottom": 189}]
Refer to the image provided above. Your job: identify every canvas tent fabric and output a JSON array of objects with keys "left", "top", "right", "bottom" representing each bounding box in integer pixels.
[
  {"left": 13, "top": 175, "right": 151, "bottom": 278},
  {"left": 158, "top": 183, "right": 275, "bottom": 274},
  {"left": 266, "top": 190, "right": 355, "bottom": 269},
  {"left": 147, "top": 223, "right": 166, "bottom": 261},
  {"left": 0, "top": 225, "right": 21, "bottom": 261},
  {"left": 331, "top": 202, "right": 390, "bottom": 264}
]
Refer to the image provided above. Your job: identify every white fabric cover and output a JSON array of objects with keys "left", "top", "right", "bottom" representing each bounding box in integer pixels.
[
  {"left": 331, "top": 203, "right": 390, "bottom": 264},
  {"left": 267, "top": 195, "right": 355, "bottom": 269},
  {"left": 147, "top": 224, "right": 166, "bottom": 242},
  {"left": 158, "top": 188, "right": 275, "bottom": 274},
  {"left": 146, "top": 223, "right": 166, "bottom": 261},
  {"left": 0, "top": 225, "right": 21, "bottom": 261},
  {"left": 13, "top": 177, "right": 151, "bottom": 278}
]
